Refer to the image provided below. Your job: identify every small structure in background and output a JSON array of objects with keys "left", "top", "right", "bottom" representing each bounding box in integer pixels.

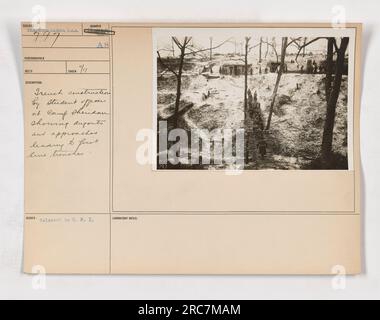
[
  {"left": 267, "top": 61, "right": 288, "bottom": 73},
  {"left": 201, "top": 63, "right": 220, "bottom": 79},
  {"left": 267, "top": 61, "right": 281, "bottom": 73},
  {"left": 219, "top": 61, "right": 253, "bottom": 76}
]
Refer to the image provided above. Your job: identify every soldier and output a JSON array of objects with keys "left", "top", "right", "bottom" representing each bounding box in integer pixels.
[
  {"left": 306, "top": 60, "right": 313, "bottom": 73},
  {"left": 258, "top": 138, "right": 267, "bottom": 159},
  {"left": 313, "top": 60, "right": 318, "bottom": 74}
]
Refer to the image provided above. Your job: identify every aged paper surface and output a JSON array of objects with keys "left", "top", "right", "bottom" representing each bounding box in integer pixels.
[{"left": 22, "top": 22, "right": 362, "bottom": 274}]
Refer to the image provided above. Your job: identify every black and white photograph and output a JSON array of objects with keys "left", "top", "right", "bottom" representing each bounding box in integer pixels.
[
  {"left": 155, "top": 29, "right": 353, "bottom": 170},
  {"left": 2, "top": 0, "right": 380, "bottom": 302}
]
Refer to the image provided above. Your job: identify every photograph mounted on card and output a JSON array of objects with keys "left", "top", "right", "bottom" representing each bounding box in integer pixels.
[
  {"left": 112, "top": 26, "right": 358, "bottom": 213},
  {"left": 23, "top": 23, "right": 362, "bottom": 275}
]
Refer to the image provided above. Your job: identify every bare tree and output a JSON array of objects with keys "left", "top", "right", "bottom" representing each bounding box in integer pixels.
[
  {"left": 265, "top": 37, "right": 269, "bottom": 58},
  {"left": 261, "top": 39, "right": 279, "bottom": 63},
  {"left": 321, "top": 38, "right": 349, "bottom": 166},
  {"left": 295, "top": 37, "right": 348, "bottom": 167},
  {"left": 243, "top": 38, "right": 251, "bottom": 116},
  {"left": 303, "top": 37, "right": 307, "bottom": 57},
  {"left": 171, "top": 38, "right": 175, "bottom": 57},
  {"left": 157, "top": 37, "right": 191, "bottom": 127},
  {"left": 157, "top": 37, "right": 231, "bottom": 127},
  {"left": 264, "top": 37, "right": 310, "bottom": 130},
  {"left": 244, "top": 37, "right": 251, "bottom": 162},
  {"left": 259, "top": 37, "right": 263, "bottom": 63},
  {"left": 266, "top": 37, "right": 288, "bottom": 130},
  {"left": 238, "top": 39, "right": 262, "bottom": 118},
  {"left": 210, "top": 37, "right": 213, "bottom": 61},
  {"left": 325, "top": 38, "right": 335, "bottom": 102},
  {"left": 238, "top": 37, "right": 261, "bottom": 162}
]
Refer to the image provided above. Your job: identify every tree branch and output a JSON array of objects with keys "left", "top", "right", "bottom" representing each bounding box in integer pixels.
[
  {"left": 184, "top": 36, "right": 192, "bottom": 47},
  {"left": 185, "top": 45, "right": 209, "bottom": 58},
  {"left": 157, "top": 50, "right": 178, "bottom": 77},
  {"left": 286, "top": 37, "right": 303, "bottom": 49},
  {"left": 172, "top": 37, "right": 183, "bottom": 49},
  {"left": 261, "top": 40, "right": 279, "bottom": 63},
  {"left": 248, "top": 42, "right": 261, "bottom": 52},
  {"left": 295, "top": 37, "right": 327, "bottom": 63},
  {"left": 183, "top": 37, "right": 233, "bottom": 56}
]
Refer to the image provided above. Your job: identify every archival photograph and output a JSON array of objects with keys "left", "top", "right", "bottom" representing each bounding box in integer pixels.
[{"left": 154, "top": 29, "right": 352, "bottom": 170}]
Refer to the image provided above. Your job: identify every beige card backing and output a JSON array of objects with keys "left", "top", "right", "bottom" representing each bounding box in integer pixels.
[{"left": 23, "top": 23, "right": 362, "bottom": 274}]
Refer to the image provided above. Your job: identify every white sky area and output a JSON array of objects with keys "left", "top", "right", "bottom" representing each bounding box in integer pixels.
[{"left": 157, "top": 36, "right": 333, "bottom": 57}]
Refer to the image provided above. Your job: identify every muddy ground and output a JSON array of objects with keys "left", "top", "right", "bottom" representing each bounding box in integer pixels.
[{"left": 157, "top": 59, "right": 348, "bottom": 170}]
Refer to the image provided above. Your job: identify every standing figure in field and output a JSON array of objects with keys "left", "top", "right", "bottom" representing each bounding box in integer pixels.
[
  {"left": 312, "top": 60, "right": 318, "bottom": 74},
  {"left": 306, "top": 60, "right": 314, "bottom": 74},
  {"left": 258, "top": 137, "right": 267, "bottom": 160}
]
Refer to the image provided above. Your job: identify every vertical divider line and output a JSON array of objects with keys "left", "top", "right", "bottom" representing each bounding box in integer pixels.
[{"left": 108, "top": 27, "right": 113, "bottom": 274}]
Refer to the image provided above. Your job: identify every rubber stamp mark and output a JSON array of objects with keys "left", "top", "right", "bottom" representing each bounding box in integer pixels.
[{"left": 84, "top": 29, "right": 115, "bottom": 36}]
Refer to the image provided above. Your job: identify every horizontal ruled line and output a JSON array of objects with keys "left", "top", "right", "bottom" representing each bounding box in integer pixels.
[
  {"left": 24, "top": 60, "right": 110, "bottom": 62},
  {"left": 23, "top": 47, "right": 110, "bottom": 49},
  {"left": 22, "top": 34, "right": 109, "bottom": 37},
  {"left": 25, "top": 212, "right": 359, "bottom": 216},
  {"left": 25, "top": 213, "right": 111, "bottom": 215},
  {"left": 24, "top": 73, "right": 110, "bottom": 75}
]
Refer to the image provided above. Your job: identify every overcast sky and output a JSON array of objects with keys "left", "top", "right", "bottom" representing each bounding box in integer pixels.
[{"left": 157, "top": 36, "right": 331, "bottom": 57}]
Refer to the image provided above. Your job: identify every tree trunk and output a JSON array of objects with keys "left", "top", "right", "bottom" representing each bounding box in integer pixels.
[
  {"left": 174, "top": 45, "right": 186, "bottom": 127},
  {"left": 171, "top": 38, "right": 175, "bottom": 57},
  {"left": 325, "top": 38, "right": 334, "bottom": 102},
  {"left": 321, "top": 37, "right": 349, "bottom": 166},
  {"left": 259, "top": 37, "right": 262, "bottom": 63},
  {"left": 244, "top": 39, "right": 249, "bottom": 114},
  {"left": 266, "top": 37, "right": 288, "bottom": 131},
  {"left": 303, "top": 37, "right": 307, "bottom": 57},
  {"left": 210, "top": 37, "right": 213, "bottom": 61}
]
